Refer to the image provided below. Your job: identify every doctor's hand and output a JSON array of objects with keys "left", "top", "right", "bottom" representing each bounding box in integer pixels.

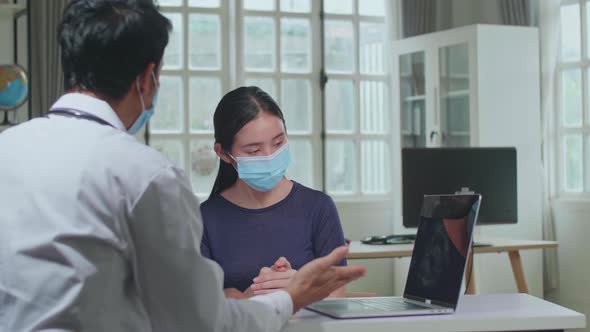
[
  {"left": 251, "top": 256, "right": 297, "bottom": 295},
  {"left": 285, "top": 246, "right": 366, "bottom": 313}
]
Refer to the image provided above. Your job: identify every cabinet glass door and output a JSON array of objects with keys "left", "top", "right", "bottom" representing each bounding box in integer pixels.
[
  {"left": 439, "top": 43, "right": 470, "bottom": 147},
  {"left": 399, "top": 51, "right": 426, "bottom": 147}
]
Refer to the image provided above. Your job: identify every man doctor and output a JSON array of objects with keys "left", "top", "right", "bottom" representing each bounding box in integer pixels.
[{"left": 0, "top": 0, "right": 365, "bottom": 331}]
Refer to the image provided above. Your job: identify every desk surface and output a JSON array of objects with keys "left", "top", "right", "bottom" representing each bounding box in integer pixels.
[
  {"left": 283, "top": 293, "right": 585, "bottom": 332},
  {"left": 347, "top": 238, "right": 558, "bottom": 259}
]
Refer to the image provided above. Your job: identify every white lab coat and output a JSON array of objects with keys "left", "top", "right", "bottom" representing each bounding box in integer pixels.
[{"left": 0, "top": 93, "right": 292, "bottom": 332}]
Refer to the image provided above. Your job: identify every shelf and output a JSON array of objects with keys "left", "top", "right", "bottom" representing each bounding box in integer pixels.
[
  {"left": 440, "top": 73, "right": 469, "bottom": 79},
  {"left": 403, "top": 95, "right": 426, "bottom": 102},
  {"left": 441, "top": 89, "right": 469, "bottom": 98},
  {"left": 445, "top": 131, "right": 470, "bottom": 136},
  {"left": 0, "top": 3, "right": 26, "bottom": 18}
]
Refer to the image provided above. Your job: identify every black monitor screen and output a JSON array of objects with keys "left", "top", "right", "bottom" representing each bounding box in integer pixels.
[{"left": 402, "top": 147, "right": 517, "bottom": 228}]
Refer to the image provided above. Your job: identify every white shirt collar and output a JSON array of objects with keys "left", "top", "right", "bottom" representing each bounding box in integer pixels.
[{"left": 50, "top": 93, "right": 126, "bottom": 131}]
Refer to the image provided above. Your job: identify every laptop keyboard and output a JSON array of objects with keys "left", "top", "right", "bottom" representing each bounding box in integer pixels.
[{"left": 348, "top": 298, "right": 430, "bottom": 312}]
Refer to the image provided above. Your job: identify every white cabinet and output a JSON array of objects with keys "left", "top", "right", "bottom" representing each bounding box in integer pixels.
[
  {"left": 392, "top": 24, "right": 540, "bottom": 149},
  {"left": 390, "top": 24, "right": 544, "bottom": 296}
]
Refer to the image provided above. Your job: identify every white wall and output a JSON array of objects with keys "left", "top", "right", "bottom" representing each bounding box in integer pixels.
[
  {"left": 545, "top": 201, "right": 590, "bottom": 332},
  {"left": 0, "top": 13, "right": 13, "bottom": 63},
  {"left": 336, "top": 200, "right": 395, "bottom": 295}
]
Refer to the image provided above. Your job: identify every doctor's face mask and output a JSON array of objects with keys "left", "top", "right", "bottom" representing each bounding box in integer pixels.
[{"left": 129, "top": 71, "right": 159, "bottom": 135}]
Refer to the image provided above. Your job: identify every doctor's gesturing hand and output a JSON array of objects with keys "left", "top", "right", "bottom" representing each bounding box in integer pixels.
[{"left": 284, "top": 246, "right": 365, "bottom": 313}]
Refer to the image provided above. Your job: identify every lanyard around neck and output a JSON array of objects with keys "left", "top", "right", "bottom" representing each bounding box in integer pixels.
[{"left": 48, "top": 109, "right": 115, "bottom": 128}]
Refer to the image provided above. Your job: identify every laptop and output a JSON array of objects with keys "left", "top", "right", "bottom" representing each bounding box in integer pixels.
[{"left": 306, "top": 193, "right": 482, "bottom": 319}]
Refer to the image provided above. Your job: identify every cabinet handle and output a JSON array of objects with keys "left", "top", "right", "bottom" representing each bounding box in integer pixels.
[
  {"left": 430, "top": 130, "right": 438, "bottom": 142},
  {"left": 434, "top": 86, "right": 439, "bottom": 126}
]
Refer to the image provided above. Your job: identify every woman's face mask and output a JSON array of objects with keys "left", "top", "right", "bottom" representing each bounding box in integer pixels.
[{"left": 228, "top": 143, "right": 291, "bottom": 192}]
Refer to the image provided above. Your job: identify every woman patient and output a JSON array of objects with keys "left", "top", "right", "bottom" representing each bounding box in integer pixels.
[{"left": 200, "top": 86, "right": 347, "bottom": 299}]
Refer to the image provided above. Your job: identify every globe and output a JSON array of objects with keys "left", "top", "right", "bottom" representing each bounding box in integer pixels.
[{"left": 0, "top": 64, "right": 29, "bottom": 112}]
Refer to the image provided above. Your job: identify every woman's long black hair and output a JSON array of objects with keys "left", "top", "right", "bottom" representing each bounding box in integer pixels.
[{"left": 210, "top": 86, "right": 286, "bottom": 196}]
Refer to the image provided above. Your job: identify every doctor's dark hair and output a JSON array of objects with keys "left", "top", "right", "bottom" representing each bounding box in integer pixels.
[
  {"left": 210, "top": 86, "right": 286, "bottom": 196},
  {"left": 59, "top": 0, "right": 172, "bottom": 100}
]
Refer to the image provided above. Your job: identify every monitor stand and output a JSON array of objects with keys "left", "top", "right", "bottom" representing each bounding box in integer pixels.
[{"left": 455, "top": 187, "right": 476, "bottom": 195}]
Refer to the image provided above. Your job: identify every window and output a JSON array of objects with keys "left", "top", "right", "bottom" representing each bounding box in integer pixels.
[
  {"left": 323, "top": 0, "right": 391, "bottom": 197},
  {"left": 151, "top": 0, "right": 229, "bottom": 197},
  {"left": 558, "top": 0, "right": 590, "bottom": 194},
  {"left": 237, "top": 0, "right": 320, "bottom": 190},
  {"left": 153, "top": 0, "right": 391, "bottom": 200}
]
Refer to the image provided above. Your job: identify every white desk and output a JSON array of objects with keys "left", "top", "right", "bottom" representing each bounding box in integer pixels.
[
  {"left": 347, "top": 238, "right": 558, "bottom": 294},
  {"left": 283, "top": 293, "right": 586, "bottom": 332}
]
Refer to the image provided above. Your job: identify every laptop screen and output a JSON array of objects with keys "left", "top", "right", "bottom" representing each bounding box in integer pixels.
[{"left": 403, "top": 194, "right": 481, "bottom": 308}]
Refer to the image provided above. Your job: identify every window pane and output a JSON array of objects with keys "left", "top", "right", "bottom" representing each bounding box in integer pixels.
[
  {"left": 561, "top": 4, "right": 581, "bottom": 62},
  {"left": 442, "top": 95, "right": 470, "bottom": 147},
  {"left": 189, "top": 14, "right": 221, "bottom": 70},
  {"left": 287, "top": 140, "right": 314, "bottom": 188},
  {"left": 158, "top": 0, "right": 181, "bottom": 6},
  {"left": 244, "top": 0, "right": 275, "bottom": 11},
  {"left": 360, "top": 81, "right": 387, "bottom": 134},
  {"left": 189, "top": 0, "right": 220, "bottom": 7},
  {"left": 324, "top": 20, "right": 354, "bottom": 73},
  {"left": 439, "top": 43, "right": 469, "bottom": 90},
  {"left": 245, "top": 77, "right": 277, "bottom": 99},
  {"left": 401, "top": 99, "right": 425, "bottom": 148},
  {"left": 564, "top": 135, "right": 583, "bottom": 192},
  {"left": 191, "top": 140, "right": 219, "bottom": 196},
  {"left": 439, "top": 43, "right": 469, "bottom": 147},
  {"left": 358, "top": 0, "right": 385, "bottom": 16},
  {"left": 324, "top": 0, "right": 352, "bottom": 14},
  {"left": 280, "top": 0, "right": 310, "bottom": 13},
  {"left": 400, "top": 51, "right": 426, "bottom": 148},
  {"left": 189, "top": 77, "right": 221, "bottom": 132},
  {"left": 151, "top": 139, "right": 184, "bottom": 169},
  {"left": 244, "top": 17, "right": 275, "bottom": 71},
  {"left": 163, "top": 13, "right": 183, "bottom": 70},
  {"left": 361, "top": 140, "right": 389, "bottom": 194},
  {"left": 151, "top": 75, "right": 183, "bottom": 133},
  {"left": 326, "top": 79, "right": 354, "bottom": 133},
  {"left": 562, "top": 69, "right": 582, "bottom": 127},
  {"left": 360, "top": 22, "right": 386, "bottom": 74},
  {"left": 326, "top": 139, "right": 356, "bottom": 194},
  {"left": 587, "top": 135, "right": 590, "bottom": 192},
  {"left": 281, "top": 79, "right": 311, "bottom": 133},
  {"left": 281, "top": 18, "right": 311, "bottom": 73}
]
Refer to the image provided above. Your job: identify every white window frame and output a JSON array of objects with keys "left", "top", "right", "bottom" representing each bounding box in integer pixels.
[
  {"left": 156, "top": 1, "right": 231, "bottom": 199},
  {"left": 155, "top": 0, "right": 393, "bottom": 201},
  {"left": 323, "top": 0, "right": 393, "bottom": 202},
  {"left": 557, "top": 0, "right": 590, "bottom": 198},
  {"left": 235, "top": 0, "right": 323, "bottom": 190}
]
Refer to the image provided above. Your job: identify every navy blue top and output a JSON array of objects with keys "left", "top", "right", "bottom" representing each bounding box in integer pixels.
[{"left": 200, "top": 181, "right": 347, "bottom": 292}]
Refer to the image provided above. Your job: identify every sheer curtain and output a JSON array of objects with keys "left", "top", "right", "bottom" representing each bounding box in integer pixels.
[
  {"left": 539, "top": 0, "right": 560, "bottom": 292},
  {"left": 401, "top": 0, "right": 436, "bottom": 37},
  {"left": 29, "top": 0, "right": 69, "bottom": 118},
  {"left": 500, "top": 0, "right": 531, "bottom": 26}
]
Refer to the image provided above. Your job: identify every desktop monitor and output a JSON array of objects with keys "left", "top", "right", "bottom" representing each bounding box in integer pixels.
[{"left": 402, "top": 147, "right": 517, "bottom": 228}]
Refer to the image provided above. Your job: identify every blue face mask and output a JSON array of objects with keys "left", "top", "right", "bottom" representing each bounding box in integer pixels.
[
  {"left": 129, "top": 72, "right": 159, "bottom": 135},
  {"left": 229, "top": 143, "right": 291, "bottom": 192}
]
